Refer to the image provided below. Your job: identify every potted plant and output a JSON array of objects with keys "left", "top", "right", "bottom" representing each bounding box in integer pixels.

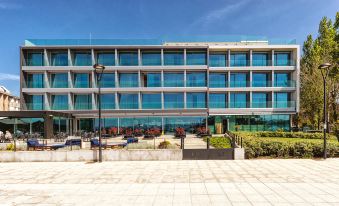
[
  {"left": 153, "top": 128, "right": 161, "bottom": 137},
  {"left": 108, "top": 127, "right": 118, "bottom": 137},
  {"left": 134, "top": 128, "right": 143, "bottom": 137},
  {"left": 196, "top": 126, "right": 210, "bottom": 138},
  {"left": 123, "top": 128, "right": 134, "bottom": 139},
  {"left": 144, "top": 128, "right": 155, "bottom": 139},
  {"left": 119, "top": 127, "right": 124, "bottom": 135},
  {"left": 174, "top": 127, "right": 186, "bottom": 138}
]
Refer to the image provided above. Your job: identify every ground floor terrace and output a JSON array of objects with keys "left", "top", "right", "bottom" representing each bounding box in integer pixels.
[{"left": 0, "top": 159, "right": 338, "bottom": 205}]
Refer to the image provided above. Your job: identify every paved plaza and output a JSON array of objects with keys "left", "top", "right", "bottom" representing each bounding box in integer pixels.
[{"left": 0, "top": 159, "right": 338, "bottom": 205}]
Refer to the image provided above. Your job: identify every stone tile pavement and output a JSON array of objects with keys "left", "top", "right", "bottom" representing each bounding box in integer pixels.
[{"left": 0, "top": 159, "right": 338, "bottom": 205}]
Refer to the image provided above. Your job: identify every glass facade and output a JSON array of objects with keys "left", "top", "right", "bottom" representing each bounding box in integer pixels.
[
  {"left": 51, "top": 73, "right": 68, "bottom": 88},
  {"left": 51, "top": 95, "right": 68, "bottom": 110},
  {"left": 142, "top": 51, "right": 161, "bottom": 66},
  {"left": 143, "top": 73, "right": 161, "bottom": 87},
  {"left": 230, "top": 73, "right": 248, "bottom": 87},
  {"left": 227, "top": 115, "right": 290, "bottom": 131},
  {"left": 100, "top": 94, "right": 115, "bottom": 109},
  {"left": 26, "top": 73, "right": 44, "bottom": 88},
  {"left": 100, "top": 73, "right": 115, "bottom": 88},
  {"left": 74, "top": 73, "right": 90, "bottom": 88},
  {"left": 164, "top": 73, "right": 184, "bottom": 87},
  {"left": 186, "top": 72, "right": 206, "bottom": 87},
  {"left": 164, "top": 116, "right": 205, "bottom": 133},
  {"left": 26, "top": 95, "right": 44, "bottom": 110},
  {"left": 252, "top": 93, "right": 269, "bottom": 108},
  {"left": 142, "top": 93, "right": 162, "bottom": 109},
  {"left": 164, "top": 51, "right": 184, "bottom": 65},
  {"left": 252, "top": 53, "right": 268, "bottom": 66},
  {"left": 230, "top": 93, "right": 248, "bottom": 108},
  {"left": 209, "top": 52, "right": 227, "bottom": 67},
  {"left": 97, "top": 52, "right": 115, "bottom": 66},
  {"left": 74, "top": 94, "right": 92, "bottom": 110},
  {"left": 274, "top": 73, "right": 292, "bottom": 87},
  {"left": 274, "top": 92, "right": 291, "bottom": 108},
  {"left": 26, "top": 51, "right": 44, "bottom": 66},
  {"left": 209, "top": 93, "right": 227, "bottom": 108},
  {"left": 252, "top": 73, "right": 269, "bottom": 87},
  {"left": 186, "top": 92, "right": 206, "bottom": 108},
  {"left": 274, "top": 52, "right": 291, "bottom": 66},
  {"left": 164, "top": 93, "right": 184, "bottom": 109},
  {"left": 186, "top": 50, "right": 207, "bottom": 65},
  {"left": 119, "top": 73, "right": 138, "bottom": 87},
  {"left": 230, "top": 53, "right": 248, "bottom": 67},
  {"left": 51, "top": 52, "right": 68, "bottom": 66},
  {"left": 209, "top": 73, "right": 227, "bottom": 88},
  {"left": 74, "top": 52, "right": 92, "bottom": 66},
  {"left": 119, "top": 93, "right": 138, "bottom": 109},
  {"left": 119, "top": 51, "right": 138, "bottom": 66}
]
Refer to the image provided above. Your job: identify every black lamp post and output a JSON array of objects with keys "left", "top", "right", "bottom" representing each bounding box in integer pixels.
[
  {"left": 93, "top": 63, "right": 105, "bottom": 162},
  {"left": 318, "top": 63, "right": 331, "bottom": 159}
]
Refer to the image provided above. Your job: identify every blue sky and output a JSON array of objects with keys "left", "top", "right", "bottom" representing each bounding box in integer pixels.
[{"left": 0, "top": 0, "right": 338, "bottom": 96}]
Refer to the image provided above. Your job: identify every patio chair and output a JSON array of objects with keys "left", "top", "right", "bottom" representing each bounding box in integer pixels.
[
  {"left": 90, "top": 139, "right": 127, "bottom": 149},
  {"left": 51, "top": 139, "right": 82, "bottom": 150},
  {"left": 27, "top": 139, "right": 52, "bottom": 151},
  {"left": 127, "top": 137, "right": 138, "bottom": 144}
]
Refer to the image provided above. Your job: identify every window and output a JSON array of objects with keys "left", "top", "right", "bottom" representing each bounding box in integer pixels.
[
  {"left": 186, "top": 50, "right": 207, "bottom": 65},
  {"left": 26, "top": 73, "right": 44, "bottom": 88},
  {"left": 26, "top": 95, "right": 44, "bottom": 110},
  {"left": 26, "top": 51, "right": 44, "bottom": 66},
  {"left": 164, "top": 73, "right": 184, "bottom": 87},
  {"left": 100, "top": 94, "right": 115, "bottom": 109},
  {"left": 164, "top": 93, "right": 184, "bottom": 109},
  {"left": 119, "top": 93, "right": 138, "bottom": 109},
  {"left": 164, "top": 51, "right": 184, "bottom": 65},
  {"left": 143, "top": 73, "right": 161, "bottom": 87},
  {"left": 252, "top": 93, "right": 268, "bottom": 108},
  {"left": 100, "top": 73, "right": 115, "bottom": 88},
  {"left": 230, "top": 53, "right": 248, "bottom": 67},
  {"left": 186, "top": 72, "right": 206, "bottom": 87},
  {"left": 119, "top": 51, "right": 138, "bottom": 66},
  {"left": 97, "top": 52, "right": 115, "bottom": 66},
  {"left": 51, "top": 52, "right": 68, "bottom": 66},
  {"left": 51, "top": 95, "right": 68, "bottom": 110},
  {"left": 74, "top": 73, "right": 90, "bottom": 88},
  {"left": 274, "top": 92, "right": 291, "bottom": 108},
  {"left": 209, "top": 73, "right": 227, "bottom": 88},
  {"left": 209, "top": 52, "right": 227, "bottom": 67},
  {"left": 164, "top": 116, "right": 205, "bottom": 134},
  {"left": 74, "top": 52, "right": 92, "bottom": 66},
  {"left": 252, "top": 53, "right": 268, "bottom": 66},
  {"left": 274, "top": 73, "right": 292, "bottom": 87},
  {"left": 274, "top": 52, "right": 291, "bottom": 66},
  {"left": 230, "top": 73, "right": 248, "bottom": 87},
  {"left": 209, "top": 93, "right": 227, "bottom": 108},
  {"left": 51, "top": 73, "right": 68, "bottom": 88},
  {"left": 252, "top": 73, "right": 269, "bottom": 87},
  {"left": 142, "top": 51, "right": 161, "bottom": 65},
  {"left": 230, "top": 93, "right": 248, "bottom": 108},
  {"left": 142, "top": 93, "right": 162, "bottom": 109},
  {"left": 74, "top": 94, "right": 92, "bottom": 110},
  {"left": 187, "top": 92, "right": 206, "bottom": 108},
  {"left": 119, "top": 73, "right": 138, "bottom": 87}
]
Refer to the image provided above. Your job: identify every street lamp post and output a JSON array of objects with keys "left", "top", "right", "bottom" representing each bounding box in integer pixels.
[
  {"left": 93, "top": 64, "right": 106, "bottom": 162},
  {"left": 318, "top": 63, "right": 331, "bottom": 159}
]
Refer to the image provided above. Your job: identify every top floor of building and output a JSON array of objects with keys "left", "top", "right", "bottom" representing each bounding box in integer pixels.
[{"left": 20, "top": 36, "right": 300, "bottom": 68}]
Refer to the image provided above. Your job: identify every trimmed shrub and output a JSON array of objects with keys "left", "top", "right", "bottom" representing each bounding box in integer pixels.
[{"left": 203, "top": 137, "right": 232, "bottom": 149}]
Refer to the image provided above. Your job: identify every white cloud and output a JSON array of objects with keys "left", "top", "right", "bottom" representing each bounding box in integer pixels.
[{"left": 0, "top": 73, "right": 20, "bottom": 81}]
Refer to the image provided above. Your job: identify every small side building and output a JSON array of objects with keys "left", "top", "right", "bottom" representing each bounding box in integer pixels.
[{"left": 0, "top": 86, "right": 20, "bottom": 111}]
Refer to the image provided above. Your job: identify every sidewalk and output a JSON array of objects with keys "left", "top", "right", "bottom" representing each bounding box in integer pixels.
[{"left": 0, "top": 159, "right": 338, "bottom": 205}]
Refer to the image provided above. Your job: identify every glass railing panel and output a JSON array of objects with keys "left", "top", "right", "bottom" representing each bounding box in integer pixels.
[
  {"left": 252, "top": 59, "right": 272, "bottom": 66},
  {"left": 251, "top": 102, "right": 270, "bottom": 108},
  {"left": 274, "top": 101, "right": 295, "bottom": 108},
  {"left": 164, "top": 102, "right": 184, "bottom": 109},
  {"left": 229, "top": 81, "right": 249, "bottom": 87},
  {"left": 163, "top": 80, "right": 185, "bottom": 87},
  {"left": 186, "top": 101, "right": 206, "bottom": 108},
  {"left": 119, "top": 81, "right": 139, "bottom": 87},
  {"left": 119, "top": 103, "right": 139, "bottom": 109},
  {"left": 142, "top": 102, "right": 162, "bottom": 109},
  {"left": 186, "top": 80, "right": 206, "bottom": 87},
  {"left": 74, "top": 103, "right": 92, "bottom": 110},
  {"left": 274, "top": 59, "right": 296, "bottom": 66},
  {"left": 209, "top": 101, "right": 227, "bottom": 108},
  {"left": 274, "top": 80, "right": 296, "bottom": 87},
  {"left": 26, "top": 103, "right": 44, "bottom": 110},
  {"left": 229, "top": 102, "right": 250, "bottom": 108},
  {"left": 252, "top": 81, "right": 272, "bottom": 87},
  {"left": 100, "top": 103, "right": 115, "bottom": 110},
  {"left": 209, "top": 81, "right": 228, "bottom": 88},
  {"left": 230, "top": 60, "right": 249, "bottom": 67},
  {"left": 52, "top": 104, "right": 69, "bottom": 110}
]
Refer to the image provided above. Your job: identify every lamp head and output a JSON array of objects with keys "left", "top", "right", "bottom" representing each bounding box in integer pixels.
[
  {"left": 93, "top": 64, "right": 105, "bottom": 73},
  {"left": 318, "top": 63, "right": 331, "bottom": 70}
]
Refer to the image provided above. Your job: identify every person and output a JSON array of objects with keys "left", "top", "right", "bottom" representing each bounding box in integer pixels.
[
  {"left": 0, "top": 131, "right": 3, "bottom": 143},
  {"left": 5, "top": 130, "right": 12, "bottom": 142}
]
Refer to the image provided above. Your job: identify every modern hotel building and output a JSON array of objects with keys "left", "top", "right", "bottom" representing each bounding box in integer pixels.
[{"left": 20, "top": 37, "right": 299, "bottom": 134}]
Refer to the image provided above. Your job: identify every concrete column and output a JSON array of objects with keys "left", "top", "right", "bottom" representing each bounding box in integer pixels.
[
  {"left": 227, "top": 92, "right": 230, "bottom": 108},
  {"left": 228, "top": 71, "right": 231, "bottom": 88},
  {"left": 271, "top": 50, "right": 275, "bottom": 66},
  {"left": 138, "top": 49, "right": 141, "bottom": 66},
  {"left": 138, "top": 92, "right": 142, "bottom": 109},
  {"left": 161, "top": 49, "right": 164, "bottom": 66},
  {"left": 68, "top": 71, "right": 73, "bottom": 88},
  {"left": 249, "top": 71, "right": 252, "bottom": 87},
  {"left": 44, "top": 114, "right": 53, "bottom": 139},
  {"left": 271, "top": 91, "right": 275, "bottom": 108},
  {"left": 44, "top": 93, "right": 50, "bottom": 110},
  {"left": 184, "top": 70, "right": 187, "bottom": 87},
  {"left": 115, "top": 92, "right": 119, "bottom": 109},
  {"left": 44, "top": 49, "right": 49, "bottom": 66},
  {"left": 44, "top": 71, "right": 50, "bottom": 88},
  {"left": 161, "top": 91, "right": 164, "bottom": 109},
  {"left": 68, "top": 93, "right": 73, "bottom": 110},
  {"left": 249, "top": 92, "right": 252, "bottom": 108},
  {"left": 271, "top": 70, "right": 275, "bottom": 87},
  {"left": 92, "top": 93, "right": 97, "bottom": 110},
  {"left": 91, "top": 71, "right": 96, "bottom": 88},
  {"left": 227, "top": 49, "right": 231, "bottom": 67},
  {"left": 184, "top": 49, "right": 187, "bottom": 65},
  {"left": 184, "top": 92, "right": 187, "bottom": 109},
  {"left": 68, "top": 49, "right": 72, "bottom": 66},
  {"left": 206, "top": 48, "right": 210, "bottom": 67},
  {"left": 295, "top": 47, "right": 300, "bottom": 113},
  {"left": 91, "top": 49, "right": 95, "bottom": 65},
  {"left": 161, "top": 70, "right": 164, "bottom": 87},
  {"left": 138, "top": 70, "right": 141, "bottom": 88},
  {"left": 249, "top": 49, "right": 253, "bottom": 66},
  {"left": 115, "top": 49, "right": 118, "bottom": 66},
  {"left": 115, "top": 70, "right": 118, "bottom": 87}
]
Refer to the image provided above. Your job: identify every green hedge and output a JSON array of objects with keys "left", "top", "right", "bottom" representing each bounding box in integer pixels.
[
  {"left": 234, "top": 131, "right": 336, "bottom": 140},
  {"left": 203, "top": 137, "right": 232, "bottom": 149}
]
